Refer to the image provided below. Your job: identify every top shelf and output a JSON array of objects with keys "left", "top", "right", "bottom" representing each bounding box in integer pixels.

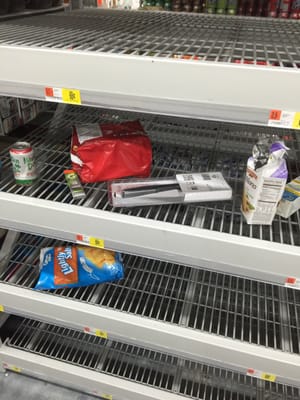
[{"left": 0, "top": 9, "right": 299, "bottom": 125}]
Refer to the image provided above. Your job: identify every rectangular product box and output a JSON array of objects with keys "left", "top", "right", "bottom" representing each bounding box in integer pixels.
[
  {"left": 109, "top": 172, "right": 232, "bottom": 208},
  {"left": 18, "top": 98, "right": 35, "bottom": 110},
  {"left": 35, "top": 101, "right": 48, "bottom": 114},
  {"left": 242, "top": 167, "right": 287, "bottom": 225},
  {"left": 21, "top": 104, "right": 37, "bottom": 125},
  {"left": 277, "top": 177, "right": 300, "bottom": 218},
  {"left": 0, "top": 97, "right": 19, "bottom": 119},
  {"left": 0, "top": 113, "right": 21, "bottom": 136}
]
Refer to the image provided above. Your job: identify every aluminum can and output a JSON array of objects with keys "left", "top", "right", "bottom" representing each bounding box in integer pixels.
[
  {"left": 268, "top": 0, "right": 280, "bottom": 17},
  {"left": 278, "top": 0, "right": 293, "bottom": 17},
  {"left": 290, "top": 0, "right": 300, "bottom": 18},
  {"left": 10, "top": 142, "right": 37, "bottom": 185}
]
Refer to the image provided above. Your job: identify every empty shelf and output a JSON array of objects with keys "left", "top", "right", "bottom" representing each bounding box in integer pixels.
[
  {"left": 0, "top": 232, "right": 300, "bottom": 384},
  {"left": 0, "top": 106, "right": 299, "bottom": 284},
  {"left": 0, "top": 9, "right": 299, "bottom": 124},
  {"left": 1, "top": 318, "right": 299, "bottom": 400},
  {"left": 0, "top": 5, "right": 65, "bottom": 21}
]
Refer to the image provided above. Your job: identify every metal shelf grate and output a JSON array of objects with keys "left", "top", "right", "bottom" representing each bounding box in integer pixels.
[
  {"left": 0, "top": 105, "right": 299, "bottom": 247},
  {"left": 6, "top": 318, "right": 300, "bottom": 399},
  {"left": 0, "top": 9, "right": 299, "bottom": 67},
  {"left": 1, "top": 232, "right": 300, "bottom": 355}
]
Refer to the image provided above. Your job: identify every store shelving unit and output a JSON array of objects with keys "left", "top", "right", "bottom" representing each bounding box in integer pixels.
[
  {"left": 0, "top": 6, "right": 299, "bottom": 400},
  {"left": 0, "top": 9, "right": 299, "bottom": 124}
]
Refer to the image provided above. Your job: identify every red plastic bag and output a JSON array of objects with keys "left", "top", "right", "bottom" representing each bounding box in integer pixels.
[{"left": 71, "top": 120, "right": 152, "bottom": 183}]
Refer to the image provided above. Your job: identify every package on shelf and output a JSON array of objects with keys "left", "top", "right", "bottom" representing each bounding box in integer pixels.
[
  {"left": 0, "top": 97, "right": 19, "bottom": 119},
  {"left": 0, "top": 113, "right": 21, "bottom": 136},
  {"left": 109, "top": 172, "right": 232, "bottom": 207},
  {"left": 242, "top": 140, "right": 288, "bottom": 225},
  {"left": 277, "top": 177, "right": 300, "bottom": 218},
  {"left": 20, "top": 103, "right": 37, "bottom": 125},
  {"left": 0, "top": 96, "right": 49, "bottom": 136},
  {"left": 35, "top": 101, "right": 49, "bottom": 114},
  {"left": 18, "top": 98, "right": 35, "bottom": 110}
]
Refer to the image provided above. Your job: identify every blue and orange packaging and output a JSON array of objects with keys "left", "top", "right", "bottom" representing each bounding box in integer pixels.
[{"left": 35, "top": 246, "right": 124, "bottom": 290}]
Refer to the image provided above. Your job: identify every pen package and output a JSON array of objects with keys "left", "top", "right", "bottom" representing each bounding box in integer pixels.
[{"left": 108, "top": 172, "right": 232, "bottom": 208}]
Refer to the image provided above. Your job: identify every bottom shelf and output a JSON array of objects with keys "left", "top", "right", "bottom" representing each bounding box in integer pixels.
[
  {"left": 0, "top": 366, "right": 97, "bottom": 400},
  {"left": 1, "top": 317, "right": 300, "bottom": 400}
]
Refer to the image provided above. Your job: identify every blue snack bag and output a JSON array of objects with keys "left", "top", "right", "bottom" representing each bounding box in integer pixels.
[{"left": 35, "top": 246, "right": 124, "bottom": 290}]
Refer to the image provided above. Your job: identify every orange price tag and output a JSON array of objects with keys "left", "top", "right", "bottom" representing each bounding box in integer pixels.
[{"left": 269, "top": 109, "right": 282, "bottom": 120}]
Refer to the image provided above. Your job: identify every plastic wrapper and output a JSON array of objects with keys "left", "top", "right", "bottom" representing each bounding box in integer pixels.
[
  {"left": 242, "top": 139, "right": 288, "bottom": 225},
  {"left": 35, "top": 246, "right": 124, "bottom": 290},
  {"left": 71, "top": 120, "right": 152, "bottom": 183},
  {"left": 109, "top": 172, "right": 232, "bottom": 207}
]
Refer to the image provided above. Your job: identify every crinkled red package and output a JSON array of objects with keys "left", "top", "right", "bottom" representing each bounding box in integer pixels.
[{"left": 71, "top": 120, "right": 152, "bottom": 183}]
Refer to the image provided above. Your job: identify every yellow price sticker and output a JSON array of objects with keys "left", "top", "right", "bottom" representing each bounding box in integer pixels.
[
  {"left": 95, "top": 329, "right": 108, "bottom": 339},
  {"left": 260, "top": 372, "right": 276, "bottom": 382},
  {"left": 11, "top": 366, "right": 22, "bottom": 373},
  {"left": 62, "top": 88, "right": 81, "bottom": 105},
  {"left": 89, "top": 237, "right": 105, "bottom": 249},
  {"left": 102, "top": 395, "right": 112, "bottom": 400},
  {"left": 292, "top": 112, "right": 300, "bottom": 129},
  {"left": 0, "top": 305, "right": 4, "bottom": 312}
]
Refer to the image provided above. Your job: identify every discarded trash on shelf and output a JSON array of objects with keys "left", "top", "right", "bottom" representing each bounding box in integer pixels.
[
  {"left": 108, "top": 172, "right": 232, "bottom": 207},
  {"left": 35, "top": 246, "right": 124, "bottom": 290},
  {"left": 242, "top": 138, "right": 288, "bottom": 225}
]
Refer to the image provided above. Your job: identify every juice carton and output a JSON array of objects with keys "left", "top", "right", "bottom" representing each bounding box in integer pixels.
[{"left": 242, "top": 140, "right": 288, "bottom": 225}]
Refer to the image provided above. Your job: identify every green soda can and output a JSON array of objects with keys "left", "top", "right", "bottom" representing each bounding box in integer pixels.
[
  {"left": 217, "top": 0, "right": 227, "bottom": 14},
  {"left": 227, "top": 0, "right": 237, "bottom": 13},
  {"left": 10, "top": 141, "right": 37, "bottom": 185},
  {"left": 206, "top": 0, "right": 217, "bottom": 13},
  {"left": 216, "top": 0, "right": 227, "bottom": 12}
]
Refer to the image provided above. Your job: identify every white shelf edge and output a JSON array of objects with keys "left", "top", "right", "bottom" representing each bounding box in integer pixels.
[
  {"left": 0, "top": 192, "right": 299, "bottom": 284},
  {"left": 0, "top": 283, "right": 299, "bottom": 387},
  {"left": 0, "top": 344, "right": 185, "bottom": 400},
  {"left": 0, "top": 45, "right": 299, "bottom": 125}
]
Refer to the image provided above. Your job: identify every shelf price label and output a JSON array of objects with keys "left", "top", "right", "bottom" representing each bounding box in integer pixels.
[
  {"left": 247, "top": 368, "right": 276, "bottom": 382},
  {"left": 90, "top": 391, "right": 112, "bottom": 399},
  {"left": 3, "top": 363, "right": 22, "bottom": 373},
  {"left": 268, "top": 110, "right": 300, "bottom": 129},
  {"left": 84, "top": 326, "right": 108, "bottom": 339},
  {"left": 45, "top": 87, "right": 81, "bottom": 105},
  {"left": 76, "top": 234, "right": 105, "bottom": 249},
  {"left": 0, "top": 305, "right": 4, "bottom": 312},
  {"left": 285, "top": 277, "right": 300, "bottom": 289}
]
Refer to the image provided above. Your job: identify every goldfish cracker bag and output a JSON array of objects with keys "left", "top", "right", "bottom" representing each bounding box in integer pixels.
[{"left": 35, "top": 246, "right": 124, "bottom": 290}]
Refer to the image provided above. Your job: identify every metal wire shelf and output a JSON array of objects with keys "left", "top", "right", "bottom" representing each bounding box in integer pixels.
[
  {"left": 0, "top": 9, "right": 299, "bottom": 67},
  {"left": 0, "top": 105, "right": 299, "bottom": 248},
  {"left": 6, "top": 318, "right": 300, "bottom": 399},
  {"left": 1, "top": 232, "right": 299, "bottom": 356}
]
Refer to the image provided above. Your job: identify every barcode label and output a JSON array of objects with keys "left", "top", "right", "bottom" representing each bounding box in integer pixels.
[
  {"left": 76, "top": 234, "right": 105, "bottom": 249},
  {"left": 202, "top": 173, "right": 211, "bottom": 181},
  {"left": 268, "top": 110, "right": 300, "bottom": 129},
  {"left": 247, "top": 368, "right": 276, "bottom": 382}
]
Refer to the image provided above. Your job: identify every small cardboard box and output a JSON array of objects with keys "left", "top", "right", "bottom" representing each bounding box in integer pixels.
[{"left": 277, "top": 177, "right": 300, "bottom": 218}]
